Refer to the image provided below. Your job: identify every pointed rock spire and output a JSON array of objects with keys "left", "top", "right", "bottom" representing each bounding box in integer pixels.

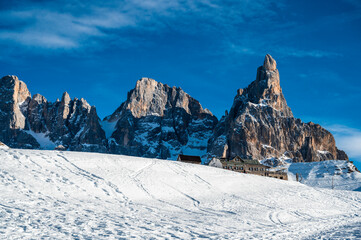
[
  {"left": 61, "top": 92, "right": 71, "bottom": 104},
  {"left": 263, "top": 54, "right": 277, "bottom": 71}
]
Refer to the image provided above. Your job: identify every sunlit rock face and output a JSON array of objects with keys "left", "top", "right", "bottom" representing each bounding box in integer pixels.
[
  {"left": 104, "top": 77, "right": 218, "bottom": 159},
  {"left": 207, "top": 54, "right": 348, "bottom": 162},
  {"left": 0, "top": 75, "right": 38, "bottom": 148}
]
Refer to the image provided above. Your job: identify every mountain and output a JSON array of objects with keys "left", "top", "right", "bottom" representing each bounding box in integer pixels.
[
  {"left": 103, "top": 77, "right": 218, "bottom": 159},
  {"left": 0, "top": 55, "right": 349, "bottom": 163},
  {"left": 1, "top": 147, "right": 361, "bottom": 239},
  {"left": 207, "top": 54, "right": 348, "bottom": 162},
  {"left": 0, "top": 75, "right": 106, "bottom": 152}
]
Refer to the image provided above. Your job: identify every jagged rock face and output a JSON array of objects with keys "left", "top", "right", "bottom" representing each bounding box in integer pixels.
[
  {"left": 26, "top": 92, "right": 107, "bottom": 152},
  {"left": 0, "top": 75, "right": 106, "bottom": 151},
  {"left": 0, "top": 76, "right": 31, "bottom": 129},
  {"left": 208, "top": 55, "right": 348, "bottom": 162},
  {"left": 105, "top": 78, "right": 218, "bottom": 159},
  {"left": 0, "top": 76, "right": 39, "bottom": 148}
]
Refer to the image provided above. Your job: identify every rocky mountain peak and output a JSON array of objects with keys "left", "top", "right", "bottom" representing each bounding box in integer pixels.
[
  {"left": 235, "top": 54, "right": 293, "bottom": 117},
  {"left": 32, "top": 94, "right": 47, "bottom": 104},
  {"left": 128, "top": 77, "right": 167, "bottom": 118},
  {"left": 109, "top": 77, "right": 210, "bottom": 120},
  {"left": 1, "top": 75, "right": 31, "bottom": 104},
  {"left": 207, "top": 55, "right": 347, "bottom": 163},
  {"left": 136, "top": 77, "right": 158, "bottom": 88},
  {"left": 263, "top": 54, "right": 277, "bottom": 71},
  {"left": 61, "top": 92, "right": 71, "bottom": 105},
  {"left": 105, "top": 77, "right": 218, "bottom": 159}
]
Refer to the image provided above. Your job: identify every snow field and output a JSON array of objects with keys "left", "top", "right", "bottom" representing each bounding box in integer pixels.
[{"left": 0, "top": 148, "right": 361, "bottom": 239}]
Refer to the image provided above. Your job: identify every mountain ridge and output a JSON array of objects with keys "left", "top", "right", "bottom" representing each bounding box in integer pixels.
[{"left": 0, "top": 55, "right": 349, "bottom": 162}]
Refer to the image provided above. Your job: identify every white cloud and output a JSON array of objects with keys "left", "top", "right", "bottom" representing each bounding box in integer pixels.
[
  {"left": 0, "top": 0, "right": 283, "bottom": 50},
  {"left": 327, "top": 124, "right": 361, "bottom": 159},
  {"left": 0, "top": 8, "right": 133, "bottom": 49}
]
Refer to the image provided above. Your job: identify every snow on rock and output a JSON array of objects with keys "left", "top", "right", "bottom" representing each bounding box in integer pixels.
[
  {"left": 1, "top": 148, "right": 361, "bottom": 239},
  {"left": 24, "top": 130, "right": 56, "bottom": 150},
  {"left": 208, "top": 158, "right": 223, "bottom": 168}
]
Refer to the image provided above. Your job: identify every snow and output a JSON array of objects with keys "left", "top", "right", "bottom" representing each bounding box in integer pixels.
[
  {"left": 1, "top": 148, "right": 361, "bottom": 239},
  {"left": 24, "top": 130, "right": 56, "bottom": 150},
  {"left": 245, "top": 113, "right": 258, "bottom": 122},
  {"left": 74, "top": 126, "right": 85, "bottom": 138},
  {"left": 317, "top": 150, "right": 330, "bottom": 155},
  {"left": 287, "top": 160, "right": 361, "bottom": 191},
  {"left": 262, "top": 144, "right": 275, "bottom": 149}
]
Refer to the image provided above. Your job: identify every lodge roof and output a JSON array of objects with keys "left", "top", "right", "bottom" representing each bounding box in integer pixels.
[
  {"left": 220, "top": 156, "right": 269, "bottom": 167},
  {"left": 177, "top": 154, "right": 202, "bottom": 163},
  {"left": 232, "top": 156, "right": 262, "bottom": 165}
]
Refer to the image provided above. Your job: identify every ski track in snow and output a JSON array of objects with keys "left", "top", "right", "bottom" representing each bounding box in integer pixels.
[{"left": 0, "top": 148, "right": 361, "bottom": 239}]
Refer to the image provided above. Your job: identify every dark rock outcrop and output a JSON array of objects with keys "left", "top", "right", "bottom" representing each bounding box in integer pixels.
[
  {"left": 104, "top": 78, "right": 218, "bottom": 159},
  {"left": 0, "top": 75, "right": 39, "bottom": 148},
  {"left": 0, "top": 75, "right": 106, "bottom": 151},
  {"left": 207, "top": 54, "right": 348, "bottom": 162}
]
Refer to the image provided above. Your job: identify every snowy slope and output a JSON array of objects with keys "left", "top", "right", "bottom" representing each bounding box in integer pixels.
[
  {"left": 1, "top": 148, "right": 361, "bottom": 239},
  {"left": 0, "top": 142, "right": 9, "bottom": 149},
  {"left": 288, "top": 160, "right": 361, "bottom": 191}
]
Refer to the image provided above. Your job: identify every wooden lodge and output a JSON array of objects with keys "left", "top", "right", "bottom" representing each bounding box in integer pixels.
[
  {"left": 221, "top": 156, "right": 270, "bottom": 177},
  {"left": 268, "top": 170, "right": 288, "bottom": 180},
  {"left": 220, "top": 156, "right": 288, "bottom": 180},
  {"left": 177, "top": 154, "right": 202, "bottom": 164}
]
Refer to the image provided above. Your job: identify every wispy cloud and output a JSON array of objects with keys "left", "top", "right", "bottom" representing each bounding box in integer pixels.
[
  {"left": 0, "top": 0, "right": 284, "bottom": 50},
  {"left": 0, "top": 7, "right": 134, "bottom": 49},
  {"left": 327, "top": 124, "right": 361, "bottom": 159}
]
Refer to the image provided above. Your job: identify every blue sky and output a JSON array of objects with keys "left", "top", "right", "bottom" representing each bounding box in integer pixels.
[{"left": 0, "top": 0, "right": 360, "bottom": 167}]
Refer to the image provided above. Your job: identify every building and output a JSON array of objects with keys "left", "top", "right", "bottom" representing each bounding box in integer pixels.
[
  {"left": 177, "top": 154, "right": 202, "bottom": 164},
  {"left": 268, "top": 170, "right": 288, "bottom": 180},
  {"left": 220, "top": 156, "right": 270, "bottom": 177}
]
